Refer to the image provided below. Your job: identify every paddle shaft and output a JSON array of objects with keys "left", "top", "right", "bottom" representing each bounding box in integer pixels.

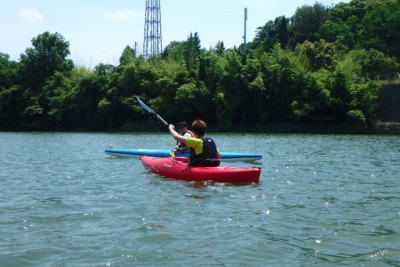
[
  {"left": 155, "top": 114, "right": 168, "bottom": 126},
  {"left": 136, "top": 96, "right": 168, "bottom": 126}
]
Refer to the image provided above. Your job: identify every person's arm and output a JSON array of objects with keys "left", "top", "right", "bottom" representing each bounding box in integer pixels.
[
  {"left": 169, "top": 124, "right": 186, "bottom": 144},
  {"left": 177, "top": 132, "right": 192, "bottom": 152}
]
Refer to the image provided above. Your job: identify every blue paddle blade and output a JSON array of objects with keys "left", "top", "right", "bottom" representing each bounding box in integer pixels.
[
  {"left": 136, "top": 96, "right": 155, "bottom": 115},
  {"left": 136, "top": 96, "right": 168, "bottom": 126}
]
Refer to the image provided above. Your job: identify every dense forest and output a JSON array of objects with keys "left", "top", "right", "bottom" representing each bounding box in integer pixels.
[{"left": 1, "top": 0, "right": 400, "bottom": 131}]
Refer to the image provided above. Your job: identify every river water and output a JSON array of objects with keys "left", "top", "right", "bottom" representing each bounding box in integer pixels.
[{"left": 0, "top": 132, "right": 399, "bottom": 266}]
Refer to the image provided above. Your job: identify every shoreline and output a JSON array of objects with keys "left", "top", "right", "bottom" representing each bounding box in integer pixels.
[
  {"left": 1, "top": 122, "right": 400, "bottom": 134},
  {"left": 211, "top": 122, "right": 400, "bottom": 135}
]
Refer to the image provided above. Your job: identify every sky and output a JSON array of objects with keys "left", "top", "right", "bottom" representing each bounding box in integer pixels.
[{"left": 1, "top": 0, "right": 349, "bottom": 68}]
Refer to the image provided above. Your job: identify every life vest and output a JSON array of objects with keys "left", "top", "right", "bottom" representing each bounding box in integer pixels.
[{"left": 189, "top": 137, "right": 220, "bottom": 167}]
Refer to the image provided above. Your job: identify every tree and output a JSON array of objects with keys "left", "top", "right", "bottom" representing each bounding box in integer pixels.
[
  {"left": 327, "top": 68, "right": 351, "bottom": 121},
  {"left": 264, "top": 44, "right": 306, "bottom": 122},
  {"left": 184, "top": 32, "right": 201, "bottom": 77},
  {"left": 38, "top": 72, "right": 74, "bottom": 129},
  {"left": 319, "top": 20, "right": 355, "bottom": 51},
  {"left": 0, "top": 53, "right": 18, "bottom": 90},
  {"left": 254, "top": 20, "right": 274, "bottom": 50},
  {"left": 174, "top": 82, "right": 211, "bottom": 121},
  {"left": 361, "top": 2, "right": 400, "bottom": 58},
  {"left": 295, "top": 40, "right": 339, "bottom": 71},
  {"left": 70, "top": 74, "right": 109, "bottom": 129},
  {"left": 252, "top": 16, "right": 289, "bottom": 54},
  {"left": 214, "top": 50, "right": 246, "bottom": 128},
  {"left": 347, "top": 49, "right": 399, "bottom": 79},
  {"left": 289, "top": 2, "right": 329, "bottom": 46},
  {"left": 0, "top": 85, "right": 26, "bottom": 130},
  {"left": 348, "top": 80, "right": 380, "bottom": 124},
  {"left": 214, "top": 41, "right": 225, "bottom": 56},
  {"left": 18, "top": 32, "right": 74, "bottom": 93},
  {"left": 385, "top": 2, "right": 400, "bottom": 57},
  {"left": 275, "top": 16, "right": 289, "bottom": 48},
  {"left": 119, "top": 45, "right": 136, "bottom": 66},
  {"left": 329, "top": 2, "right": 354, "bottom": 21},
  {"left": 162, "top": 41, "right": 186, "bottom": 62}
]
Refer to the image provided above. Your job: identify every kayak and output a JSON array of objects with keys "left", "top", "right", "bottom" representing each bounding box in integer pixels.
[
  {"left": 140, "top": 155, "right": 261, "bottom": 183},
  {"left": 105, "top": 148, "right": 262, "bottom": 162}
]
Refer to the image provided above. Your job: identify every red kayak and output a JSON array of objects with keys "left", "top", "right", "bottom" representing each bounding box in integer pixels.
[{"left": 140, "top": 155, "right": 261, "bottom": 183}]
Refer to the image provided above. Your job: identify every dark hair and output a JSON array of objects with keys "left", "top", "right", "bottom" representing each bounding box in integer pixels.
[
  {"left": 177, "top": 121, "right": 187, "bottom": 128},
  {"left": 192, "top": 119, "right": 206, "bottom": 137}
]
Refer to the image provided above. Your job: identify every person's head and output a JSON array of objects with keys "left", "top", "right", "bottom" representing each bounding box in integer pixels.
[
  {"left": 177, "top": 121, "right": 188, "bottom": 134},
  {"left": 191, "top": 119, "right": 206, "bottom": 137}
]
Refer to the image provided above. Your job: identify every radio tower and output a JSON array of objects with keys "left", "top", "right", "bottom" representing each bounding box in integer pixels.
[
  {"left": 143, "top": 0, "right": 162, "bottom": 59},
  {"left": 243, "top": 8, "right": 247, "bottom": 56}
]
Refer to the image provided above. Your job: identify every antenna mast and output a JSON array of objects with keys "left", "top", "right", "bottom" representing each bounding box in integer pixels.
[
  {"left": 243, "top": 8, "right": 247, "bottom": 56},
  {"left": 143, "top": 0, "right": 162, "bottom": 59}
]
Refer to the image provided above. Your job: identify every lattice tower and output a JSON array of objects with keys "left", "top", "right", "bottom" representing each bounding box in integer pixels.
[{"left": 143, "top": 0, "right": 162, "bottom": 59}]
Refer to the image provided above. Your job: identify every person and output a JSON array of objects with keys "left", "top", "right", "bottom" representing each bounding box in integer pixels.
[
  {"left": 169, "top": 119, "right": 221, "bottom": 167},
  {"left": 172, "top": 121, "right": 193, "bottom": 153}
]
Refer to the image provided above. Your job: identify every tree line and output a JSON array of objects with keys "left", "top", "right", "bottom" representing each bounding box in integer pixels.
[{"left": 1, "top": 0, "right": 399, "bottom": 131}]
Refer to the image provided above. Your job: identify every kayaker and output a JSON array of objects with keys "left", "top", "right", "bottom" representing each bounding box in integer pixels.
[
  {"left": 172, "top": 121, "right": 193, "bottom": 153},
  {"left": 169, "top": 119, "right": 221, "bottom": 167}
]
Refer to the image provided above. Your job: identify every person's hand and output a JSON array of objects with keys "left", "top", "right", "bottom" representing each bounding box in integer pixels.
[{"left": 169, "top": 124, "right": 175, "bottom": 130}]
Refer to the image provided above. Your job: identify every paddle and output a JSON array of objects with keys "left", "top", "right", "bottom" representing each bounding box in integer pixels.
[
  {"left": 135, "top": 96, "right": 168, "bottom": 126},
  {"left": 136, "top": 96, "right": 176, "bottom": 157}
]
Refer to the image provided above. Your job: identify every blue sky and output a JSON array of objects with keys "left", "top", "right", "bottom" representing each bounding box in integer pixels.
[{"left": 1, "top": 0, "right": 349, "bottom": 68}]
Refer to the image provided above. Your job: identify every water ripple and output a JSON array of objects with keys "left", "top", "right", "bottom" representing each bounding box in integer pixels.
[{"left": 1, "top": 132, "right": 399, "bottom": 266}]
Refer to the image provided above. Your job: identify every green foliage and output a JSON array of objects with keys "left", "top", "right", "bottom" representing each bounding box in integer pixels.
[
  {"left": 346, "top": 109, "right": 367, "bottom": 128},
  {"left": 174, "top": 82, "right": 211, "bottom": 121},
  {"left": 214, "top": 50, "right": 247, "bottom": 128},
  {"left": 0, "top": 85, "right": 26, "bottom": 129},
  {"left": 162, "top": 41, "right": 186, "bottom": 62},
  {"left": 348, "top": 80, "right": 380, "bottom": 123},
  {"left": 290, "top": 69, "right": 333, "bottom": 123},
  {"left": 295, "top": 40, "right": 339, "bottom": 71},
  {"left": 254, "top": 16, "right": 290, "bottom": 51},
  {"left": 18, "top": 32, "right": 73, "bottom": 93},
  {"left": 119, "top": 45, "right": 136, "bottom": 65},
  {"left": 289, "top": 2, "right": 329, "bottom": 45},
  {"left": 319, "top": 19, "right": 355, "bottom": 51},
  {"left": 322, "top": 0, "right": 400, "bottom": 57},
  {"left": 38, "top": 72, "right": 73, "bottom": 128},
  {"left": 264, "top": 44, "right": 306, "bottom": 122},
  {"left": 184, "top": 32, "right": 202, "bottom": 78},
  {"left": 1, "top": 0, "right": 399, "bottom": 131},
  {"left": 214, "top": 41, "right": 225, "bottom": 56},
  {"left": 346, "top": 49, "right": 399, "bottom": 79},
  {"left": 0, "top": 53, "right": 18, "bottom": 90}
]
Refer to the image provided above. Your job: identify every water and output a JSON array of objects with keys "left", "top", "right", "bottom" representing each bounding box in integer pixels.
[{"left": 0, "top": 132, "right": 399, "bottom": 266}]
